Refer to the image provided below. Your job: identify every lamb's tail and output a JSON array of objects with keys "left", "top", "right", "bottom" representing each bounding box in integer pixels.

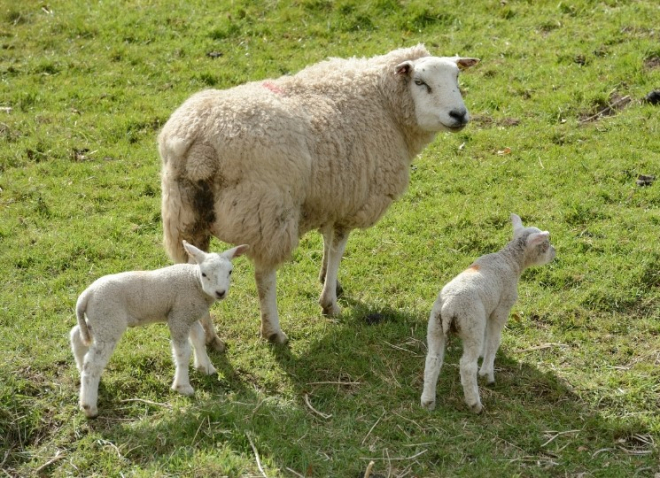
[
  {"left": 160, "top": 135, "right": 213, "bottom": 263},
  {"left": 75, "top": 289, "right": 93, "bottom": 346},
  {"left": 437, "top": 299, "right": 455, "bottom": 337}
]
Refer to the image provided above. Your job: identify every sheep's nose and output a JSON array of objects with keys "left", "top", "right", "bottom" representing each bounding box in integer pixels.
[
  {"left": 215, "top": 290, "right": 226, "bottom": 299},
  {"left": 449, "top": 108, "right": 468, "bottom": 124}
]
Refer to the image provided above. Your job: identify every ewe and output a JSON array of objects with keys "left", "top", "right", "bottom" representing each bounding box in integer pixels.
[
  {"left": 70, "top": 241, "right": 248, "bottom": 418},
  {"left": 159, "top": 45, "right": 478, "bottom": 345},
  {"left": 421, "top": 214, "right": 556, "bottom": 413}
]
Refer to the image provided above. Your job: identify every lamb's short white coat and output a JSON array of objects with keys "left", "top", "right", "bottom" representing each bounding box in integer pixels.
[
  {"left": 421, "top": 214, "right": 556, "bottom": 413},
  {"left": 158, "top": 45, "right": 479, "bottom": 346},
  {"left": 70, "top": 241, "right": 248, "bottom": 418}
]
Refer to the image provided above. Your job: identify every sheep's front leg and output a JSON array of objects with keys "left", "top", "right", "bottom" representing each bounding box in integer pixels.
[
  {"left": 421, "top": 308, "right": 446, "bottom": 410},
  {"left": 169, "top": 321, "right": 194, "bottom": 395},
  {"left": 318, "top": 226, "right": 343, "bottom": 296},
  {"left": 189, "top": 321, "right": 217, "bottom": 375},
  {"left": 255, "top": 265, "right": 288, "bottom": 344},
  {"left": 198, "top": 311, "right": 226, "bottom": 352},
  {"left": 479, "top": 306, "right": 510, "bottom": 385},
  {"left": 319, "top": 227, "right": 349, "bottom": 316}
]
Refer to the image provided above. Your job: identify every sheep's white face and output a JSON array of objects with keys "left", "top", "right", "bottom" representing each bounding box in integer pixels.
[
  {"left": 183, "top": 241, "right": 250, "bottom": 301},
  {"left": 511, "top": 214, "right": 556, "bottom": 267},
  {"left": 397, "top": 56, "right": 478, "bottom": 133}
]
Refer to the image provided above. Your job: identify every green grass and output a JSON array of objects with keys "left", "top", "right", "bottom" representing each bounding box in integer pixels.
[{"left": 1, "top": 0, "right": 659, "bottom": 476}]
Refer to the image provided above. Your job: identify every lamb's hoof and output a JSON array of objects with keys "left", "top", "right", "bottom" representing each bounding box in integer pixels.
[
  {"left": 421, "top": 398, "right": 436, "bottom": 411},
  {"left": 468, "top": 401, "right": 483, "bottom": 414},
  {"left": 173, "top": 384, "right": 195, "bottom": 396},
  {"left": 264, "top": 330, "right": 289, "bottom": 345},
  {"left": 195, "top": 363, "right": 217, "bottom": 376},
  {"left": 81, "top": 403, "right": 98, "bottom": 419},
  {"left": 207, "top": 336, "right": 226, "bottom": 353}
]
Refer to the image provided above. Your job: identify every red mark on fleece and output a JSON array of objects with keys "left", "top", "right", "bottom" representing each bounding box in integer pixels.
[
  {"left": 262, "top": 81, "right": 284, "bottom": 96},
  {"left": 465, "top": 264, "right": 480, "bottom": 273}
]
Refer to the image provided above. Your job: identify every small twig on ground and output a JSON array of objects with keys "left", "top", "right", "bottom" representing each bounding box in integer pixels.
[
  {"left": 541, "top": 429, "right": 581, "bottom": 447},
  {"left": 361, "top": 411, "right": 386, "bottom": 446},
  {"left": 119, "top": 398, "right": 172, "bottom": 409},
  {"left": 361, "top": 449, "right": 428, "bottom": 462},
  {"left": 307, "top": 381, "right": 361, "bottom": 386},
  {"left": 303, "top": 393, "right": 332, "bottom": 419},
  {"left": 35, "top": 450, "right": 65, "bottom": 474},
  {"left": 285, "top": 467, "right": 305, "bottom": 478},
  {"left": 516, "top": 343, "right": 568, "bottom": 353},
  {"left": 246, "top": 432, "right": 268, "bottom": 478},
  {"left": 363, "top": 460, "right": 375, "bottom": 478}
]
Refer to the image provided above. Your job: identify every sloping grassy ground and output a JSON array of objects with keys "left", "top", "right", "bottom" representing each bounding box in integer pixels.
[{"left": 1, "top": 0, "right": 658, "bottom": 476}]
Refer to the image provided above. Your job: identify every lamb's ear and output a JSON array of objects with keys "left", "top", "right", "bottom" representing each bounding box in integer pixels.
[
  {"left": 527, "top": 231, "right": 550, "bottom": 247},
  {"left": 183, "top": 240, "right": 206, "bottom": 264},
  {"left": 395, "top": 61, "right": 413, "bottom": 76},
  {"left": 223, "top": 244, "right": 250, "bottom": 260},
  {"left": 455, "top": 57, "right": 479, "bottom": 70},
  {"left": 511, "top": 213, "right": 524, "bottom": 232}
]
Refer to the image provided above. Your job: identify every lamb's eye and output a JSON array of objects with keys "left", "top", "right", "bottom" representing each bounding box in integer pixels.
[
  {"left": 228, "top": 270, "right": 233, "bottom": 275},
  {"left": 202, "top": 273, "right": 207, "bottom": 278}
]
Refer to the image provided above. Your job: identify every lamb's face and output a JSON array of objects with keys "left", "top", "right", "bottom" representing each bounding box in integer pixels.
[
  {"left": 399, "top": 56, "right": 478, "bottom": 133},
  {"left": 197, "top": 254, "right": 233, "bottom": 300}
]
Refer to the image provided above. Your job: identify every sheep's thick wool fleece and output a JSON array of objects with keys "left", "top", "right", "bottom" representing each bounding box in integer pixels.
[{"left": 159, "top": 45, "right": 436, "bottom": 267}]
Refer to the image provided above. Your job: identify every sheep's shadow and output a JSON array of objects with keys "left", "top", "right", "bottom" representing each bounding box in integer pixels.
[{"left": 88, "top": 296, "right": 655, "bottom": 476}]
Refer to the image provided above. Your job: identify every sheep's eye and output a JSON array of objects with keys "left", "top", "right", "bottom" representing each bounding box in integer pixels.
[
  {"left": 414, "top": 79, "right": 431, "bottom": 93},
  {"left": 228, "top": 270, "right": 233, "bottom": 275},
  {"left": 201, "top": 272, "right": 207, "bottom": 278}
]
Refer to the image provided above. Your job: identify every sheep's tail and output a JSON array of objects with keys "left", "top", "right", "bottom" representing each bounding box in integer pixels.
[
  {"left": 437, "top": 298, "right": 454, "bottom": 337},
  {"left": 159, "top": 134, "right": 213, "bottom": 263},
  {"left": 75, "top": 289, "right": 93, "bottom": 346}
]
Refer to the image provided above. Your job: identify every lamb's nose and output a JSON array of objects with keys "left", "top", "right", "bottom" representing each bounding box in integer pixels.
[
  {"left": 449, "top": 108, "right": 468, "bottom": 124},
  {"left": 215, "top": 290, "right": 226, "bottom": 299}
]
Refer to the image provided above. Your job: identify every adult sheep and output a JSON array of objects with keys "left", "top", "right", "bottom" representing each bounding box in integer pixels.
[{"left": 159, "top": 44, "right": 478, "bottom": 345}]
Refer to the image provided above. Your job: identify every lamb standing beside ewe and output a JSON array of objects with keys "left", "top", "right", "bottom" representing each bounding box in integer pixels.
[
  {"left": 421, "top": 214, "right": 556, "bottom": 413},
  {"left": 70, "top": 241, "right": 248, "bottom": 418},
  {"left": 158, "top": 45, "right": 479, "bottom": 345}
]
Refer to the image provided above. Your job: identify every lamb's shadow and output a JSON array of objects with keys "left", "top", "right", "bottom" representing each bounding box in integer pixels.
[{"left": 90, "top": 296, "right": 654, "bottom": 476}]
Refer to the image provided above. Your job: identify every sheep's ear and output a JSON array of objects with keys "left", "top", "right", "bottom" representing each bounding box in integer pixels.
[
  {"left": 183, "top": 240, "right": 206, "bottom": 263},
  {"left": 395, "top": 61, "right": 413, "bottom": 76},
  {"left": 223, "top": 244, "right": 250, "bottom": 260},
  {"left": 527, "top": 231, "right": 550, "bottom": 247},
  {"left": 455, "top": 57, "right": 479, "bottom": 70},
  {"left": 511, "top": 213, "right": 524, "bottom": 232}
]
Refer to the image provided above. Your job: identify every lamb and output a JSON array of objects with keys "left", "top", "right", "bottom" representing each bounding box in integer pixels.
[
  {"left": 421, "top": 214, "right": 556, "bottom": 413},
  {"left": 158, "top": 45, "right": 479, "bottom": 346},
  {"left": 70, "top": 241, "right": 248, "bottom": 418}
]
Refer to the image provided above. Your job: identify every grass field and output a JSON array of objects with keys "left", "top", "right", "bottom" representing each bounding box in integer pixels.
[{"left": 1, "top": 0, "right": 659, "bottom": 476}]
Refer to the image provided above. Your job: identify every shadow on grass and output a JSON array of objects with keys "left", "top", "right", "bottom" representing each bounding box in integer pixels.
[{"left": 86, "top": 296, "right": 656, "bottom": 477}]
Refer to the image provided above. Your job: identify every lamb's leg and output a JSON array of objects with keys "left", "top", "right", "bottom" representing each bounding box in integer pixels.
[
  {"left": 255, "top": 264, "right": 288, "bottom": 344},
  {"left": 421, "top": 308, "right": 446, "bottom": 410},
  {"left": 479, "top": 307, "right": 510, "bottom": 385},
  {"left": 459, "top": 321, "right": 486, "bottom": 414},
  {"left": 70, "top": 325, "right": 89, "bottom": 373},
  {"left": 318, "top": 227, "right": 349, "bottom": 316},
  {"left": 189, "top": 320, "right": 217, "bottom": 375},
  {"left": 169, "top": 320, "right": 194, "bottom": 395},
  {"left": 199, "top": 311, "right": 226, "bottom": 352},
  {"left": 318, "top": 226, "right": 343, "bottom": 296},
  {"left": 79, "top": 336, "right": 120, "bottom": 419}
]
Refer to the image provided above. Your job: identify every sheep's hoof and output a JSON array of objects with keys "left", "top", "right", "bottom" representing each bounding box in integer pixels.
[
  {"left": 468, "top": 401, "right": 483, "bottom": 414},
  {"left": 421, "top": 398, "right": 436, "bottom": 411},
  {"left": 173, "top": 384, "right": 195, "bottom": 396},
  {"left": 81, "top": 403, "right": 98, "bottom": 419},
  {"left": 265, "top": 330, "right": 289, "bottom": 345},
  {"left": 195, "top": 363, "right": 217, "bottom": 376},
  {"left": 207, "top": 337, "right": 226, "bottom": 353},
  {"left": 321, "top": 303, "right": 341, "bottom": 317}
]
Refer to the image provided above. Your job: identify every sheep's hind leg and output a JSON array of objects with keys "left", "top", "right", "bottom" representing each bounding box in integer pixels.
[
  {"left": 421, "top": 308, "right": 446, "bottom": 410},
  {"left": 255, "top": 265, "right": 288, "bottom": 344},
  {"left": 199, "top": 312, "right": 226, "bottom": 352},
  {"left": 318, "top": 225, "right": 343, "bottom": 296},
  {"left": 79, "top": 335, "right": 120, "bottom": 418},
  {"left": 319, "top": 227, "right": 349, "bottom": 316},
  {"left": 459, "top": 322, "right": 486, "bottom": 414},
  {"left": 189, "top": 320, "right": 217, "bottom": 375},
  {"left": 70, "top": 325, "right": 89, "bottom": 373}
]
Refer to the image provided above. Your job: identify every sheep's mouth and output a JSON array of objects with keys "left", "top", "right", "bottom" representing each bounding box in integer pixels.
[{"left": 446, "top": 122, "right": 467, "bottom": 132}]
